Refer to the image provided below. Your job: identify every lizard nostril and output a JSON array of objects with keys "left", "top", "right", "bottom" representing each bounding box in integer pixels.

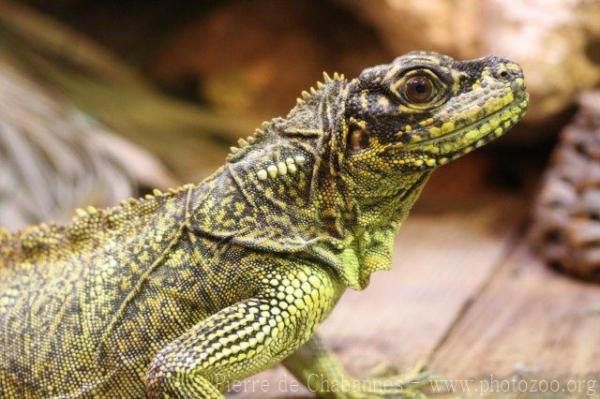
[{"left": 499, "top": 70, "right": 509, "bottom": 79}]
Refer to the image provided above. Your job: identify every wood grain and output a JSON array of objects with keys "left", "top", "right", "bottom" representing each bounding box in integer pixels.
[{"left": 429, "top": 245, "right": 600, "bottom": 397}]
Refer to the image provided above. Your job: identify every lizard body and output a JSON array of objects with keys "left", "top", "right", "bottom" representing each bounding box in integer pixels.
[{"left": 0, "top": 52, "right": 528, "bottom": 398}]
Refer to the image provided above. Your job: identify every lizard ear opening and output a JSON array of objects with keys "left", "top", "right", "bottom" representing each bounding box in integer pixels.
[{"left": 348, "top": 123, "right": 369, "bottom": 152}]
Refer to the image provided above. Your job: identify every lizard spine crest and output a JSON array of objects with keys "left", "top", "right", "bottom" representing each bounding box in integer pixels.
[
  {"left": 225, "top": 71, "right": 346, "bottom": 164},
  {"left": 0, "top": 184, "right": 195, "bottom": 257}
]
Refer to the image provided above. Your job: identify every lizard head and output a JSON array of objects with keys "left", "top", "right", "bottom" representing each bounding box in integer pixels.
[{"left": 341, "top": 51, "right": 528, "bottom": 197}]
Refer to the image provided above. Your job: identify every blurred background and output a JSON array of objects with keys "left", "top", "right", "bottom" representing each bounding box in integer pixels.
[{"left": 1, "top": 0, "right": 600, "bottom": 397}]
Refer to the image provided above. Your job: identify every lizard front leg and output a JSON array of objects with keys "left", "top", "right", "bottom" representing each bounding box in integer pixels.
[
  {"left": 145, "top": 263, "right": 342, "bottom": 398},
  {"left": 283, "top": 334, "right": 432, "bottom": 398}
]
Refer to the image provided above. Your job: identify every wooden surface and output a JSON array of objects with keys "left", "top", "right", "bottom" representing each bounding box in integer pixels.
[
  {"left": 430, "top": 245, "right": 600, "bottom": 397},
  {"left": 232, "top": 157, "right": 600, "bottom": 398}
]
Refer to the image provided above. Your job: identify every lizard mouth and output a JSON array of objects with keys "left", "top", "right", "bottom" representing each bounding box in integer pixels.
[
  {"left": 422, "top": 92, "right": 528, "bottom": 160},
  {"left": 385, "top": 90, "right": 529, "bottom": 168}
]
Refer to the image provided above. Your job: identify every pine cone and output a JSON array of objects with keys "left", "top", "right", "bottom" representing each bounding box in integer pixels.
[{"left": 531, "top": 91, "right": 600, "bottom": 280}]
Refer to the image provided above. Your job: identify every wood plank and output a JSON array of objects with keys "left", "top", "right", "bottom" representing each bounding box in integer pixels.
[
  {"left": 429, "top": 245, "right": 600, "bottom": 398},
  {"left": 236, "top": 180, "right": 524, "bottom": 398}
]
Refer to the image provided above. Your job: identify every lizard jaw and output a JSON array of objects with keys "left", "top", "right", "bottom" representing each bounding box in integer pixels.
[
  {"left": 420, "top": 91, "right": 529, "bottom": 161},
  {"left": 384, "top": 89, "right": 529, "bottom": 169}
]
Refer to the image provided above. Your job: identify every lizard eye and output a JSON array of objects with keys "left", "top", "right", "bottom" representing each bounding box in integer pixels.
[{"left": 404, "top": 75, "right": 435, "bottom": 103}]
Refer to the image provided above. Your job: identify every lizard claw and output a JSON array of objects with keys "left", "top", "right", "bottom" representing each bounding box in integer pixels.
[
  {"left": 339, "top": 361, "right": 437, "bottom": 398},
  {"left": 365, "top": 361, "right": 401, "bottom": 378}
]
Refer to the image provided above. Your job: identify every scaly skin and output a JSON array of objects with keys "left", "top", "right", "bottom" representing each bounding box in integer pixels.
[{"left": 0, "top": 52, "right": 528, "bottom": 398}]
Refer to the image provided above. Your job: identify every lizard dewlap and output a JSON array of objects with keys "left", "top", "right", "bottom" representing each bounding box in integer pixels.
[{"left": 0, "top": 52, "right": 527, "bottom": 398}]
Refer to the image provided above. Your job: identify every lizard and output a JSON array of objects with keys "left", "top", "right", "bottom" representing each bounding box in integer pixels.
[{"left": 0, "top": 51, "right": 528, "bottom": 398}]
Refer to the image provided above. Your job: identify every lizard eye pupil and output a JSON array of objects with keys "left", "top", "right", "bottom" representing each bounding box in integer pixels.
[{"left": 404, "top": 75, "right": 434, "bottom": 103}]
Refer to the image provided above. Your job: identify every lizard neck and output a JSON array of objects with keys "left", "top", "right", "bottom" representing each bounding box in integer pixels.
[
  {"left": 191, "top": 77, "right": 353, "bottom": 245},
  {"left": 188, "top": 76, "right": 432, "bottom": 290},
  {"left": 348, "top": 171, "right": 431, "bottom": 231},
  {"left": 188, "top": 78, "right": 431, "bottom": 286},
  {"left": 320, "top": 171, "right": 431, "bottom": 290}
]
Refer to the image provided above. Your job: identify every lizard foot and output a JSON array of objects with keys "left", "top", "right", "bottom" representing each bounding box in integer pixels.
[
  {"left": 336, "top": 362, "right": 436, "bottom": 399},
  {"left": 364, "top": 361, "right": 401, "bottom": 378}
]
